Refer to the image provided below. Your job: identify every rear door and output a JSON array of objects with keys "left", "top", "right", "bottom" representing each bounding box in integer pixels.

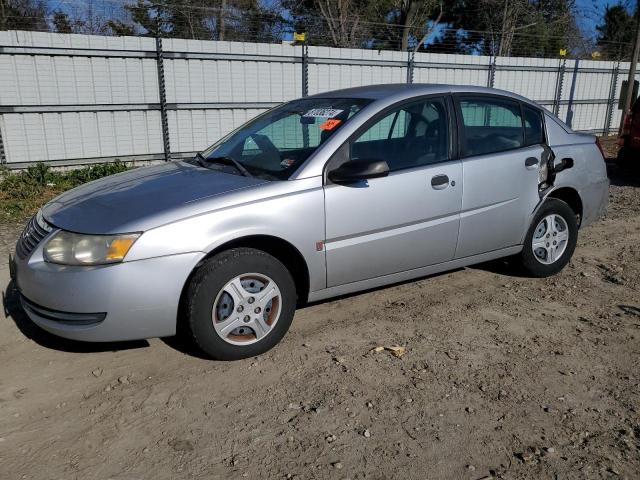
[
  {"left": 323, "top": 96, "right": 462, "bottom": 287},
  {"left": 453, "top": 95, "right": 543, "bottom": 258}
]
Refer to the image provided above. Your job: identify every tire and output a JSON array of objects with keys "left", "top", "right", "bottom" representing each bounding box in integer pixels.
[
  {"left": 516, "top": 198, "right": 578, "bottom": 278},
  {"left": 184, "top": 248, "right": 297, "bottom": 360}
]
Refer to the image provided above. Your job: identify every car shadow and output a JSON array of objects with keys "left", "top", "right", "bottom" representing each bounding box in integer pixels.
[
  {"left": 606, "top": 160, "right": 640, "bottom": 187},
  {"left": 298, "top": 267, "right": 463, "bottom": 309},
  {"left": 469, "top": 257, "right": 534, "bottom": 277},
  {"left": 3, "top": 280, "right": 149, "bottom": 354},
  {"left": 160, "top": 333, "right": 212, "bottom": 360}
]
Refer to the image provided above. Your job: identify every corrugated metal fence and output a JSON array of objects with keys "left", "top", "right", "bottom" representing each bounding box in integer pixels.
[{"left": 0, "top": 30, "right": 636, "bottom": 167}]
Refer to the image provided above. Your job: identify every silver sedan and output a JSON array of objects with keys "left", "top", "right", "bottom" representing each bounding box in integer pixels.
[{"left": 11, "top": 84, "right": 609, "bottom": 360}]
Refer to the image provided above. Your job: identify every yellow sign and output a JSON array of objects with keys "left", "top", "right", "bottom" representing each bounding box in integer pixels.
[
  {"left": 591, "top": 51, "right": 601, "bottom": 59},
  {"left": 559, "top": 49, "right": 567, "bottom": 57},
  {"left": 294, "top": 32, "right": 306, "bottom": 42}
]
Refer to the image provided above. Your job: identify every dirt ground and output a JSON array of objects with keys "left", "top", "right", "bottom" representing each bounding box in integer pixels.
[{"left": 0, "top": 143, "right": 639, "bottom": 480}]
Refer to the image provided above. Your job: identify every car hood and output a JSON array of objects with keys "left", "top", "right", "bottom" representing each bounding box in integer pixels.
[{"left": 42, "top": 161, "right": 268, "bottom": 234}]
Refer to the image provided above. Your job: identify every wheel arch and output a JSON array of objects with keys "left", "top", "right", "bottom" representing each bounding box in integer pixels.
[
  {"left": 546, "top": 186, "right": 583, "bottom": 226},
  {"left": 178, "top": 235, "right": 311, "bottom": 328}
]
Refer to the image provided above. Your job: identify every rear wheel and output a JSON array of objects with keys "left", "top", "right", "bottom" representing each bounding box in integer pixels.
[
  {"left": 516, "top": 199, "right": 578, "bottom": 277},
  {"left": 184, "top": 248, "right": 296, "bottom": 360}
]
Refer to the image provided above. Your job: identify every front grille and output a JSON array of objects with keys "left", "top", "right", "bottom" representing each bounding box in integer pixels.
[{"left": 16, "top": 213, "right": 52, "bottom": 259}]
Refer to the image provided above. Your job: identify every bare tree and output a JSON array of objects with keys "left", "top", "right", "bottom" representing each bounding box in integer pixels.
[
  {"left": 370, "top": 0, "right": 442, "bottom": 51},
  {"left": 396, "top": 0, "right": 441, "bottom": 51},
  {"left": 412, "top": 1, "right": 443, "bottom": 52},
  {"left": 315, "top": 0, "right": 370, "bottom": 47},
  {"left": 478, "top": 0, "right": 574, "bottom": 56}
]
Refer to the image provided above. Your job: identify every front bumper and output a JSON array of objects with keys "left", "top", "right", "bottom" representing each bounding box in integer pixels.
[{"left": 12, "top": 246, "right": 204, "bottom": 342}]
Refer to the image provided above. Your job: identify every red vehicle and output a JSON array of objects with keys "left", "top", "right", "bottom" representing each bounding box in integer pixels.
[{"left": 619, "top": 98, "right": 640, "bottom": 164}]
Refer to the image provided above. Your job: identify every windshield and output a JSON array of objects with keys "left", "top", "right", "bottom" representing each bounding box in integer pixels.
[{"left": 195, "top": 97, "right": 371, "bottom": 180}]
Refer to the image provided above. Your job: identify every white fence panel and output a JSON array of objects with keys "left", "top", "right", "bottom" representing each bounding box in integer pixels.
[
  {"left": 1, "top": 111, "right": 163, "bottom": 163},
  {"left": 162, "top": 39, "right": 302, "bottom": 103},
  {"left": 0, "top": 30, "right": 637, "bottom": 166},
  {"left": 494, "top": 57, "right": 560, "bottom": 102},
  {"left": 413, "top": 52, "right": 491, "bottom": 86},
  {"left": 308, "top": 46, "right": 406, "bottom": 95},
  {"left": 167, "top": 108, "right": 266, "bottom": 154}
]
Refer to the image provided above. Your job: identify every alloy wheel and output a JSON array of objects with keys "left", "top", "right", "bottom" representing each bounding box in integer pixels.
[
  {"left": 531, "top": 214, "right": 569, "bottom": 265},
  {"left": 212, "top": 273, "right": 282, "bottom": 345}
]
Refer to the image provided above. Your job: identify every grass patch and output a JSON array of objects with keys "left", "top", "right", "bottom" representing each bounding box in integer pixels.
[{"left": 0, "top": 162, "right": 131, "bottom": 222}]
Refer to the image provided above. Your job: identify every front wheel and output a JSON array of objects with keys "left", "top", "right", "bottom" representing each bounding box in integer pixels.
[
  {"left": 516, "top": 198, "right": 578, "bottom": 277},
  {"left": 184, "top": 248, "right": 297, "bottom": 360}
]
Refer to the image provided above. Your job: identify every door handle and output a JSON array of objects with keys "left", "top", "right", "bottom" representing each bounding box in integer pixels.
[
  {"left": 525, "top": 157, "right": 539, "bottom": 169},
  {"left": 431, "top": 174, "right": 449, "bottom": 190}
]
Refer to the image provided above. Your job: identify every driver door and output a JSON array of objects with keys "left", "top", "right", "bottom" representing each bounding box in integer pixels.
[{"left": 323, "top": 96, "right": 463, "bottom": 287}]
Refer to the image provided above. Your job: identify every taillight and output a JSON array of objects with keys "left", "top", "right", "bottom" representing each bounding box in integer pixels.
[{"left": 595, "top": 137, "right": 606, "bottom": 160}]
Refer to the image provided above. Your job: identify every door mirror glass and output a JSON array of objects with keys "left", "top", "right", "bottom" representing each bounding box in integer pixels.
[{"left": 328, "top": 158, "right": 390, "bottom": 183}]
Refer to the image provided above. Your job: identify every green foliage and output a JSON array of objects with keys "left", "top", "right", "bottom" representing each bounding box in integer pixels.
[
  {"left": 596, "top": 4, "right": 638, "bottom": 60},
  {"left": 0, "top": 0, "right": 48, "bottom": 31},
  {"left": 0, "top": 162, "right": 130, "bottom": 220},
  {"left": 52, "top": 10, "right": 74, "bottom": 33}
]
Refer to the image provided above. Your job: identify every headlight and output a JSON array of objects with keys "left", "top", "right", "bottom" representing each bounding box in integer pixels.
[{"left": 43, "top": 231, "right": 140, "bottom": 266}]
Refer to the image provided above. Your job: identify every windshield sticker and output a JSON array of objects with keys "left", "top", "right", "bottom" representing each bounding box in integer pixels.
[
  {"left": 319, "top": 119, "right": 342, "bottom": 130},
  {"left": 303, "top": 108, "right": 344, "bottom": 118},
  {"left": 280, "top": 158, "right": 296, "bottom": 168}
]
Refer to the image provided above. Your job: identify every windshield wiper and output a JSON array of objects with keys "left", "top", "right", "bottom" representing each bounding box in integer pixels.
[{"left": 198, "top": 153, "right": 253, "bottom": 178}]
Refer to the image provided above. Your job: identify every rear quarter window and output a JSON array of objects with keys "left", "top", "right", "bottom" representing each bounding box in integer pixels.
[{"left": 523, "top": 105, "right": 545, "bottom": 146}]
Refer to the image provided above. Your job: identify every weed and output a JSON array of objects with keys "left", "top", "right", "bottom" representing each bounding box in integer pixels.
[{"left": 0, "top": 161, "right": 131, "bottom": 222}]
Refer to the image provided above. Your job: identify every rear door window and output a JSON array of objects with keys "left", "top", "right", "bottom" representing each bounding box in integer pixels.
[{"left": 458, "top": 96, "right": 524, "bottom": 157}]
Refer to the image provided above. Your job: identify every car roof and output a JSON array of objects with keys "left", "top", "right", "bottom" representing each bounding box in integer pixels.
[{"left": 309, "top": 83, "right": 541, "bottom": 108}]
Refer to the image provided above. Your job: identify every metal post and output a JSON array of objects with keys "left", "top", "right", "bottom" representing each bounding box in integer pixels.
[
  {"left": 301, "top": 41, "right": 309, "bottom": 97},
  {"left": 406, "top": 50, "right": 414, "bottom": 84},
  {"left": 301, "top": 41, "right": 310, "bottom": 148},
  {"left": 604, "top": 62, "right": 620, "bottom": 136},
  {"left": 487, "top": 56, "right": 496, "bottom": 88},
  {"left": 155, "top": 36, "right": 171, "bottom": 162},
  {"left": 0, "top": 122, "right": 6, "bottom": 164},
  {"left": 620, "top": 4, "right": 640, "bottom": 131},
  {"left": 565, "top": 59, "right": 580, "bottom": 128},
  {"left": 553, "top": 58, "right": 566, "bottom": 117}
]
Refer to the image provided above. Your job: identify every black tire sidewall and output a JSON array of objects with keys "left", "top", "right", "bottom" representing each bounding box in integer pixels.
[
  {"left": 520, "top": 199, "right": 578, "bottom": 277},
  {"left": 186, "top": 248, "right": 297, "bottom": 360}
]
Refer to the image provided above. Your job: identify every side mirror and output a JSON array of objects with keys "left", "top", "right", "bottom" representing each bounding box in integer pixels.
[
  {"left": 553, "top": 157, "right": 574, "bottom": 174},
  {"left": 328, "top": 158, "right": 390, "bottom": 184}
]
